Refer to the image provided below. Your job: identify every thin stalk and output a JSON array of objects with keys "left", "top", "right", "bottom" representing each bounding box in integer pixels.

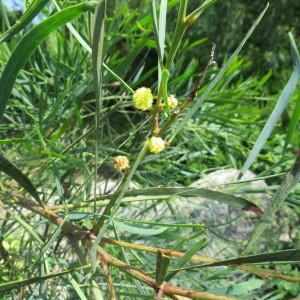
[
  {"left": 151, "top": 0, "right": 188, "bottom": 136},
  {"left": 100, "top": 238, "right": 300, "bottom": 283},
  {"left": 165, "top": 0, "right": 188, "bottom": 70},
  {"left": 92, "top": 141, "right": 148, "bottom": 234}
]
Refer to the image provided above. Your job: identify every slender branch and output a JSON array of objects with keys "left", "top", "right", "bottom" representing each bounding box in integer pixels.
[
  {"left": 9, "top": 192, "right": 89, "bottom": 238},
  {"left": 152, "top": 86, "right": 164, "bottom": 136},
  {"left": 160, "top": 44, "right": 216, "bottom": 136},
  {"left": 100, "top": 237, "right": 300, "bottom": 283},
  {"left": 5, "top": 193, "right": 300, "bottom": 290},
  {"left": 99, "top": 255, "right": 116, "bottom": 300},
  {"left": 157, "top": 281, "right": 166, "bottom": 300},
  {"left": 96, "top": 247, "right": 238, "bottom": 300},
  {"left": 152, "top": 0, "right": 189, "bottom": 137},
  {"left": 3, "top": 193, "right": 236, "bottom": 299},
  {"left": 101, "top": 237, "right": 214, "bottom": 263}
]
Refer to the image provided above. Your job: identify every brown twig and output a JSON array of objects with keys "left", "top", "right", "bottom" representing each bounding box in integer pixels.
[
  {"left": 99, "top": 255, "right": 116, "bottom": 300},
  {"left": 6, "top": 192, "right": 300, "bottom": 283},
  {"left": 6, "top": 192, "right": 300, "bottom": 284},
  {"left": 157, "top": 281, "right": 166, "bottom": 300},
  {"left": 159, "top": 44, "right": 216, "bottom": 136},
  {"left": 4, "top": 193, "right": 237, "bottom": 299},
  {"left": 4, "top": 191, "right": 300, "bottom": 300},
  {"left": 9, "top": 192, "right": 89, "bottom": 238},
  {"left": 100, "top": 237, "right": 300, "bottom": 283},
  {"left": 96, "top": 247, "right": 238, "bottom": 300},
  {"left": 152, "top": 86, "right": 164, "bottom": 136}
]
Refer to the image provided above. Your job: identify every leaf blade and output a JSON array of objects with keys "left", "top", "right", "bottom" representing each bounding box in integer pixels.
[
  {"left": 170, "top": 3, "right": 269, "bottom": 141},
  {"left": 166, "top": 238, "right": 207, "bottom": 281},
  {"left": 0, "top": 265, "right": 90, "bottom": 293},
  {"left": 240, "top": 69, "right": 299, "bottom": 175},
  {"left": 243, "top": 150, "right": 300, "bottom": 254},
  {"left": 124, "top": 187, "right": 262, "bottom": 214},
  {"left": 0, "top": 2, "right": 97, "bottom": 119},
  {"left": 0, "top": 0, "right": 49, "bottom": 43},
  {"left": 0, "top": 152, "right": 42, "bottom": 206},
  {"left": 197, "top": 249, "right": 300, "bottom": 268},
  {"left": 114, "top": 221, "right": 167, "bottom": 236}
]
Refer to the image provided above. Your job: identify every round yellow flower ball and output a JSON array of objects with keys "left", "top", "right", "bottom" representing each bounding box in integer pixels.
[
  {"left": 147, "top": 136, "right": 165, "bottom": 154},
  {"left": 133, "top": 87, "right": 153, "bottom": 111},
  {"left": 113, "top": 156, "right": 130, "bottom": 171},
  {"left": 167, "top": 95, "right": 178, "bottom": 109}
]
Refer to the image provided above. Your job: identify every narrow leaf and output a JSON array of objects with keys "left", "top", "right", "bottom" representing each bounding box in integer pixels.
[
  {"left": 69, "top": 277, "right": 89, "bottom": 300},
  {"left": 114, "top": 221, "right": 167, "bottom": 236},
  {"left": 0, "top": 0, "right": 49, "bottom": 43},
  {"left": 124, "top": 187, "right": 263, "bottom": 214},
  {"left": 10, "top": 212, "right": 44, "bottom": 245},
  {"left": 92, "top": 0, "right": 106, "bottom": 101},
  {"left": 166, "top": 238, "right": 207, "bottom": 280},
  {"left": 0, "top": 265, "right": 90, "bottom": 293},
  {"left": 0, "top": 2, "right": 97, "bottom": 119},
  {"left": 283, "top": 93, "right": 300, "bottom": 154},
  {"left": 193, "top": 249, "right": 300, "bottom": 269},
  {"left": 156, "top": 251, "right": 170, "bottom": 285},
  {"left": 243, "top": 150, "right": 300, "bottom": 254},
  {"left": 170, "top": 3, "right": 269, "bottom": 141},
  {"left": 92, "top": 0, "right": 106, "bottom": 242},
  {"left": 150, "top": 0, "right": 164, "bottom": 67},
  {"left": 240, "top": 69, "right": 300, "bottom": 176},
  {"left": 158, "top": 0, "right": 167, "bottom": 83},
  {"left": 0, "top": 152, "right": 42, "bottom": 206},
  {"left": 289, "top": 32, "right": 300, "bottom": 73},
  {"left": 283, "top": 33, "right": 300, "bottom": 154},
  {"left": 240, "top": 32, "right": 300, "bottom": 175},
  {"left": 158, "top": 0, "right": 167, "bottom": 59},
  {"left": 161, "top": 69, "right": 170, "bottom": 115}
]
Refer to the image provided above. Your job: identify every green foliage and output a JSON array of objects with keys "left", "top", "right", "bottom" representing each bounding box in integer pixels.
[
  {"left": 0, "top": 1, "right": 300, "bottom": 299},
  {"left": 185, "top": 0, "right": 300, "bottom": 87}
]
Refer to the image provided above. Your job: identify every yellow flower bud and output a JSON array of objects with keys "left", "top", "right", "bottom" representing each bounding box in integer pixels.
[
  {"left": 167, "top": 95, "right": 178, "bottom": 109},
  {"left": 133, "top": 87, "right": 153, "bottom": 111},
  {"left": 113, "top": 156, "right": 130, "bottom": 171},
  {"left": 147, "top": 136, "right": 165, "bottom": 154}
]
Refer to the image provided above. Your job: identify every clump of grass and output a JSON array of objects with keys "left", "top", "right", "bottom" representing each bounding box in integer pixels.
[{"left": 0, "top": 1, "right": 300, "bottom": 299}]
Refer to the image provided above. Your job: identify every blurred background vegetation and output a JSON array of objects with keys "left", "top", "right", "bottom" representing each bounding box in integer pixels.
[{"left": 188, "top": 0, "right": 300, "bottom": 86}]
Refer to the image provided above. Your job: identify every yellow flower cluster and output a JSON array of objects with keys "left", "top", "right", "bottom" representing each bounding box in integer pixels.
[
  {"left": 167, "top": 95, "right": 178, "bottom": 109},
  {"left": 132, "top": 87, "right": 172, "bottom": 154},
  {"left": 113, "top": 156, "right": 130, "bottom": 171},
  {"left": 147, "top": 136, "right": 165, "bottom": 154},
  {"left": 133, "top": 87, "right": 153, "bottom": 111}
]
